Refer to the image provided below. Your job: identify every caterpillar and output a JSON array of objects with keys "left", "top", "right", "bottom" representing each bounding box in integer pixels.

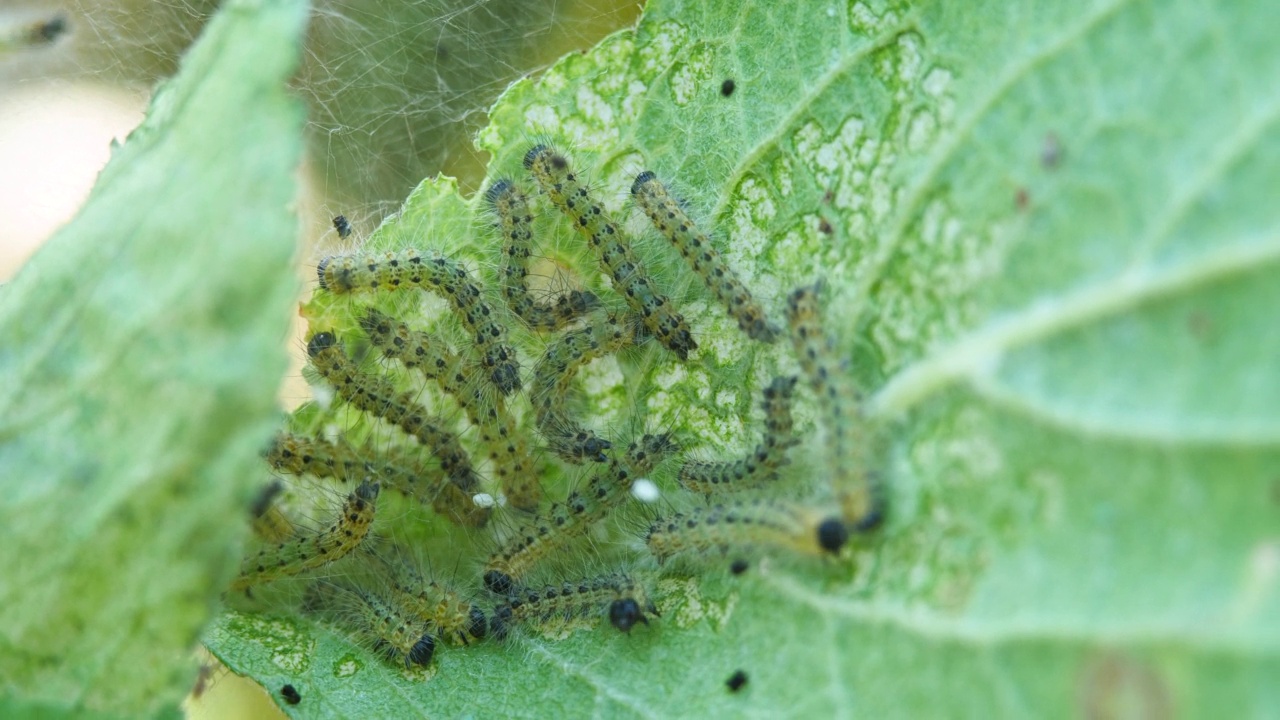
[
  {"left": 230, "top": 480, "right": 379, "bottom": 592},
  {"left": 315, "top": 250, "right": 520, "bottom": 395},
  {"left": 483, "top": 433, "right": 679, "bottom": 594},
  {"left": 372, "top": 549, "right": 489, "bottom": 647},
  {"left": 631, "top": 171, "right": 779, "bottom": 343},
  {"left": 486, "top": 178, "right": 601, "bottom": 331},
  {"left": 784, "top": 284, "right": 884, "bottom": 533},
  {"left": 305, "top": 332, "right": 490, "bottom": 527},
  {"left": 677, "top": 375, "right": 799, "bottom": 494},
  {"left": 490, "top": 572, "right": 656, "bottom": 638},
  {"left": 360, "top": 308, "right": 540, "bottom": 511},
  {"left": 530, "top": 311, "right": 642, "bottom": 464},
  {"left": 644, "top": 497, "right": 848, "bottom": 564},
  {"left": 524, "top": 144, "right": 697, "bottom": 361},
  {"left": 305, "top": 580, "right": 435, "bottom": 669},
  {"left": 265, "top": 431, "right": 450, "bottom": 506},
  {"left": 332, "top": 214, "right": 352, "bottom": 240}
]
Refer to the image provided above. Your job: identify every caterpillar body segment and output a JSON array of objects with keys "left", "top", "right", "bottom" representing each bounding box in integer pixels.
[
  {"left": 631, "top": 171, "right": 779, "bottom": 343},
  {"left": 530, "top": 310, "right": 641, "bottom": 464},
  {"left": 644, "top": 498, "right": 848, "bottom": 564},
  {"left": 486, "top": 178, "right": 601, "bottom": 331},
  {"left": 231, "top": 480, "right": 380, "bottom": 592},
  {"left": 306, "top": 332, "right": 489, "bottom": 527},
  {"left": 306, "top": 580, "right": 435, "bottom": 668},
  {"left": 483, "top": 433, "right": 679, "bottom": 594},
  {"left": 316, "top": 250, "right": 520, "bottom": 395},
  {"left": 678, "top": 375, "right": 799, "bottom": 495},
  {"left": 490, "top": 572, "right": 656, "bottom": 638},
  {"left": 524, "top": 145, "right": 696, "bottom": 360},
  {"left": 373, "top": 550, "right": 489, "bottom": 646},
  {"left": 360, "top": 309, "right": 541, "bottom": 510},
  {"left": 265, "top": 431, "right": 448, "bottom": 503},
  {"left": 358, "top": 308, "right": 462, "bottom": 394},
  {"left": 784, "top": 285, "right": 883, "bottom": 534}
]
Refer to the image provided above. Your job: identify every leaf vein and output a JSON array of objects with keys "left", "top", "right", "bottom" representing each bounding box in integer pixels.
[{"left": 871, "top": 238, "right": 1280, "bottom": 417}]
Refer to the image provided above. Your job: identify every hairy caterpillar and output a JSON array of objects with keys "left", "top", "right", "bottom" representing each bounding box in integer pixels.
[
  {"left": 524, "top": 144, "right": 697, "bottom": 360},
  {"left": 315, "top": 250, "right": 520, "bottom": 395},
  {"left": 491, "top": 572, "right": 656, "bottom": 638},
  {"left": 631, "top": 171, "right": 779, "bottom": 343},
  {"left": 784, "top": 284, "right": 884, "bottom": 533},
  {"left": 230, "top": 480, "right": 379, "bottom": 592},
  {"left": 483, "top": 433, "right": 679, "bottom": 594},
  {"left": 371, "top": 549, "right": 489, "bottom": 647},
  {"left": 305, "top": 332, "right": 490, "bottom": 527},
  {"left": 332, "top": 214, "right": 352, "bottom": 240},
  {"left": 644, "top": 498, "right": 848, "bottom": 564},
  {"left": 359, "top": 308, "right": 540, "bottom": 511},
  {"left": 265, "top": 431, "right": 451, "bottom": 506},
  {"left": 306, "top": 580, "right": 435, "bottom": 669},
  {"left": 485, "top": 178, "right": 601, "bottom": 331},
  {"left": 530, "top": 310, "right": 641, "bottom": 464},
  {"left": 677, "top": 376, "right": 799, "bottom": 494}
]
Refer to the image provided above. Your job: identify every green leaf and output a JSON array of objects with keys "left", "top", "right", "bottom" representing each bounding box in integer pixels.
[
  {"left": 207, "top": 0, "right": 1280, "bottom": 716},
  {"left": 0, "top": 0, "right": 307, "bottom": 715}
]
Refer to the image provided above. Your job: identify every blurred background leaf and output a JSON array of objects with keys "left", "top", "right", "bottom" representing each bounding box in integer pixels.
[{"left": 0, "top": 0, "right": 307, "bottom": 715}]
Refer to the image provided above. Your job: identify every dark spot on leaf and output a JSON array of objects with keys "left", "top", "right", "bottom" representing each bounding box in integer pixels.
[
  {"left": 1076, "top": 652, "right": 1171, "bottom": 720},
  {"left": 726, "top": 670, "right": 748, "bottom": 692}
]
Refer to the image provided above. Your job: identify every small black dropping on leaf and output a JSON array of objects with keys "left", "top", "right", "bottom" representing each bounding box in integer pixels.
[
  {"left": 280, "top": 683, "right": 301, "bottom": 705},
  {"left": 729, "top": 559, "right": 749, "bottom": 575},
  {"left": 726, "top": 670, "right": 748, "bottom": 692},
  {"left": 720, "top": 78, "right": 736, "bottom": 97}
]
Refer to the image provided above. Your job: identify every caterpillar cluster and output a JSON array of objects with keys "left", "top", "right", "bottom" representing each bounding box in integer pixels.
[{"left": 231, "top": 144, "right": 885, "bottom": 678}]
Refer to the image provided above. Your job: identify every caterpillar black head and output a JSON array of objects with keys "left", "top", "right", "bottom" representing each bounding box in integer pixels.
[
  {"left": 406, "top": 633, "right": 435, "bottom": 668},
  {"left": 608, "top": 598, "right": 653, "bottom": 633},
  {"left": 306, "top": 331, "right": 337, "bottom": 358}
]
